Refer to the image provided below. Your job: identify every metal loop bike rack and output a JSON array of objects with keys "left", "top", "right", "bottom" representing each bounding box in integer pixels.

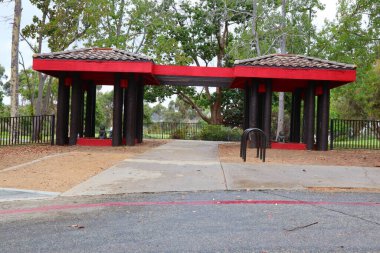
[{"left": 240, "top": 128, "right": 267, "bottom": 162}]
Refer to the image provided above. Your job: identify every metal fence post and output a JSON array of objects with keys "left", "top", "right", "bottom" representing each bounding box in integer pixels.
[{"left": 51, "top": 114, "right": 55, "bottom": 145}]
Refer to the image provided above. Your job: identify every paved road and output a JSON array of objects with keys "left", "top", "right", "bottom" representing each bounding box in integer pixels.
[{"left": 1, "top": 190, "right": 379, "bottom": 252}]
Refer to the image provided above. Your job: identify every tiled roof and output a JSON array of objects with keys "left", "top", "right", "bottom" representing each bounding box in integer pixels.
[
  {"left": 33, "top": 48, "right": 153, "bottom": 62},
  {"left": 234, "top": 54, "right": 356, "bottom": 70}
]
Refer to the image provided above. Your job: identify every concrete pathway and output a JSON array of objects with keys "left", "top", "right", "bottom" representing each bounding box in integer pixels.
[
  {"left": 63, "top": 140, "right": 226, "bottom": 196},
  {"left": 0, "top": 188, "right": 59, "bottom": 202},
  {"left": 63, "top": 140, "right": 380, "bottom": 196},
  {"left": 223, "top": 163, "right": 380, "bottom": 191}
]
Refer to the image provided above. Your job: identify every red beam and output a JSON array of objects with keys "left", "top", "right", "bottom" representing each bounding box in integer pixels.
[
  {"left": 153, "top": 65, "right": 234, "bottom": 78},
  {"left": 33, "top": 59, "right": 154, "bottom": 73},
  {"left": 234, "top": 66, "right": 356, "bottom": 82},
  {"left": 271, "top": 142, "right": 307, "bottom": 150}
]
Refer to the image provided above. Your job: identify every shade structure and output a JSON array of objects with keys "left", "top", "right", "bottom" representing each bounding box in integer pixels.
[{"left": 33, "top": 48, "right": 356, "bottom": 150}]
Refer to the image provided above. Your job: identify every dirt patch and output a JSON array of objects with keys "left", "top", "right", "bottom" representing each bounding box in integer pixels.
[
  {"left": 0, "top": 140, "right": 168, "bottom": 192},
  {"left": 307, "top": 187, "right": 380, "bottom": 193},
  {"left": 219, "top": 143, "right": 380, "bottom": 167}
]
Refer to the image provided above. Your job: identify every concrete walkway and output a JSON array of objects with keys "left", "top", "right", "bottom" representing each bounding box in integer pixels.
[
  {"left": 63, "top": 140, "right": 380, "bottom": 196},
  {"left": 0, "top": 188, "right": 59, "bottom": 202}
]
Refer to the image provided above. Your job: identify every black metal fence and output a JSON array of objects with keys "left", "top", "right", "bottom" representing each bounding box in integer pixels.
[
  {"left": 143, "top": 122, "right": 203, "bottom": 140},
  {"left": 0, "top": 115, "right": 55, "bottom": 146},
  {"left": 330, "top": 119, "right": 380, "bottom": 150}
]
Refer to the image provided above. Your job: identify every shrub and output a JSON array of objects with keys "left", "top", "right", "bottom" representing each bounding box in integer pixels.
[
  {"left": 171, "top": 128, "right": 188, "bottom": 139},
  {"left": 198, "top": 125, "right": 242, "bottom": 141}
]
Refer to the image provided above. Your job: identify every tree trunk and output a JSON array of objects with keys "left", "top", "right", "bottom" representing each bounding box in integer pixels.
[
  {"left": 35, "top": 4, "right": 48, "bottom": 117},
  {"left": 252, "top": 0, "right": 261, "bottom": 56},
  {"left": 10, "top": 0, "right": 22, "bottom": 118},
  {"left": 276, "top": 0, "right": 286, "bottom": 141}
]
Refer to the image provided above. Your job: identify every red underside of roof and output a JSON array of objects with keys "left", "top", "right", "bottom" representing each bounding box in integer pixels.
[{"left": 33, "top": 59, "right": 356, "bottom": 91}]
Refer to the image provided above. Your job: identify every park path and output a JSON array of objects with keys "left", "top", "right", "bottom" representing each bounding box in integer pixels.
[
  {"left": 62, "top": 140, "right": 227, "bottom": 196},
  {"left": 62, "top": 140, "right": 380, "bottom": 196}
]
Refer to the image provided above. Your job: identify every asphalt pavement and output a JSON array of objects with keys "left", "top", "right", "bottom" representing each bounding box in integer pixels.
[{"left": 1, "top": 190, "right": 379, "bottom": 252}]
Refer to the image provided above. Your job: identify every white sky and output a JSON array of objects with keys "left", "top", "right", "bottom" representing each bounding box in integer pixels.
[{"left": 0, "top": 0, "right": 338, "bottom": 103}]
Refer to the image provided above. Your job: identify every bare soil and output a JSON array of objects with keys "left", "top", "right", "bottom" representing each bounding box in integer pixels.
[
  {"left": 0, "top": 140, "right": 168, "bottom": 192},
  {"left": 219, "top": 143, "right": 380, "bottom": 167}
]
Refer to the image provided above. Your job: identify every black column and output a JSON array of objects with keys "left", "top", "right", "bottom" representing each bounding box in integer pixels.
[
  {"left": 304, "top": 82, "right": 316, "bottom": 150},
  {"left": 112, "top": 74, "right": 123, "bottom": 146},
  {"left": 249, "top": 79, "right": 259, "bottom": 128},
  {"left": 126, "top": 74, "right": 138, "bottom": 146},
  {"left": 243, "top": 81, "right": 251, "bottom": 130},
  {"left": 319, "top": 82, "right": 330, "bottom": 151},
  {"left": 85, "top": 82, "right": 96, "bottom": 137},
  {"left": 248, "top": 79, "right": 259, "bottom": 148},
  {"left": 263, "top": 80, "right": 272, "bottom": 147},
  {"left": 69, "top": 76, "right": 82, "bottom": 145},
  {"left": 78, "top": 86, "right": 85, "bottom": 137},
  {"left": 135, "top": 77, "right": 144, "bottom": 144},
  {"left": 316, "top": 92, "right": 323, "bottom": 148},
  {"left": 123, "top": 84, "right": 128, "bottom": 140},
  {"left": 290, "top": 88, "right": 302, "bottom": 143},
  {"left": 56, "top": 77, "right": 70, "bottom": 145}
]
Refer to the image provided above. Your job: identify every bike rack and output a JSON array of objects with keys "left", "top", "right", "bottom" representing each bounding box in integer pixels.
[{"left": 240, "top": 128, "right": 267, "bottom": 162}]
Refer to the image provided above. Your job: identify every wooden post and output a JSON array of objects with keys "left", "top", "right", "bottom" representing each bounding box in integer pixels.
[
  {"left": 135, "top": 76, "right": 144, "bottom": 143},
  {"left": 123, "top": 85, "right": 128, "bottom": 140},
  {"left": 244, "top": 81, "right": 250, "bottom": 130},
  {"left": 56, "top": 77, "right": 70, "bottom": 145},
  {"left": 290, "top": 88, "right": 302, "bottom": 143},
  {"left": 263, "top": 80, "right": 272, "bottom": 147},
  {"left": 78, "top": 86, "right": 85, "bottom": 137},
  {"left": 249, "top": 79, "right": 259, "bottom": 148},
  {"left": 126, "top": 74, "right": 137, "bottom": 146},
  {"left": 112, "top": 74, "right": 123, "bottom": 146},
  {"left": 304, "top": 82, "right": 316, "bottom": 150},
  {"left": 249, "top": 79, "right": 259, "bottom": 129},
  {"left": 69, "top": 76, "right": 81, "bottom": 145},
  {"left": 85, "top": 82, "right": 96, "bottom": 137},
  {"left": 320, "top": 82, "right": 330, "bottom": 151}
]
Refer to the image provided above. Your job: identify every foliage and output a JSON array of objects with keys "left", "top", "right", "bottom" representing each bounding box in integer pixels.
[{"left": 198, "top": 125, "right": 242, "bottom": 141}]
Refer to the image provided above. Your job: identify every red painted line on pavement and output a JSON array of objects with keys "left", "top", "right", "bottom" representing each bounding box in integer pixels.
[{"left": 1, "top": 200, "right": 379, "bottom": 215}]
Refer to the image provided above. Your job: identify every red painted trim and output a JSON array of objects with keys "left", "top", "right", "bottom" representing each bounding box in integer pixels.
[
  {"left": 1, "top": 199, "right": 378, "bottom": 215},
  {"left": 271, "top": 142, "right": 307, "bottom": 150},
  {"left": 234, "top": 66, "right": 356, "bottom": 82},
  {"left": 33, "top": 59, "right": 154, "bottom": 73},
  {"left": 153, "top": 64, "right": 234, "bottom": 78},
  {"left": 77, "top": 138, "right": 127, "bottom": 146}
]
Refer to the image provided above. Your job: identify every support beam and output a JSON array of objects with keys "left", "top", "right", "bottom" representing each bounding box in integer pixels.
[
  {"left": 69, "top": 76, "right": 82, "bottom": 145},
  {"left": 123, "top": 85, "right": 128, "bottom": 140},
  {"left": 248, "top": 79, "right": 259, "bottom": 148},
  {"left": 56, "top": 77, "right": 70, "bottom": 145},
  {"left": 290, "top": 88, "right": 302, "bottom": 142},
  {"left": 249, "top": 79, "right": 259, "bottom": 128},
  {"left": 319, "top": 82, "right": 330, "bottom": 151},
  {"left": 304, "top": 82, "right": 316, "bottom": 150},
  {"left": 126, "top": 74, "right": 137, "bottom": 146},
  {"left": 135, "top": 77, "right": 144, "bottom": 143},
  {"left": 263, "top": 80, "right": 272, "bottom": 147},
  {"left": 78, "top": 86, "right": 85, "bottom": 137},
  {"left": 112, "top": 74, "right": 123, "bottom": 146},
  {"left": 243, "top": 81, "right": 251, "bottom": 130},
  {"left": 85, "top": 82, "right": 96, "bottom": 137}
]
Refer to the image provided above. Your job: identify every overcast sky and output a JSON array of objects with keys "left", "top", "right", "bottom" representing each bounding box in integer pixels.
[{"left": 0, "top": 0, "right": 338, "bottom": 80}]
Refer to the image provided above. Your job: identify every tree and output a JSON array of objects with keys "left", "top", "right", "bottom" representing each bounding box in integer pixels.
[
  {"left": 0, "top": 65, "right": 7, "bottom": 116},
  {"left": 22, "top": 0, "right": 105, "bottom": 116},
  {"left": 9, "top": 0, "right": 22, "bottom": 118},
  {"left": 314, "top": 0, "right": 380, "bottom": 120}
]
